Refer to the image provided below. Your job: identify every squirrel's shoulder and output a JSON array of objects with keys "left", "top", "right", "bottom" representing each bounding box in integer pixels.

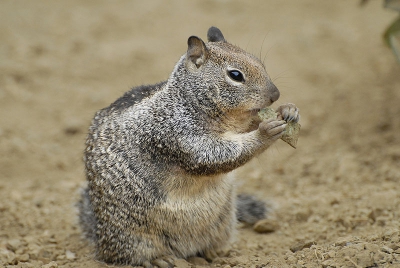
[
  {"left": 89, "top": 81, "right": 166, "bottom": 129},
  {"left": 107, "top": 81, "right": 167, "bottom": 112}
]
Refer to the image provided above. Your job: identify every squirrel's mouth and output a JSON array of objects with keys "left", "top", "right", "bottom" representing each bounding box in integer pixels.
[
  {"left": 248, "top": 99, "right": 271, "bottom": 117},
  {"left": 248, "top": 104, "right": 270, "bottom": 119},
  {"left": 249, "top": 99, "right": 272, "bottom": 115},
  {"left": 248, "top": 108, "right": 261, "bottom": 116}
]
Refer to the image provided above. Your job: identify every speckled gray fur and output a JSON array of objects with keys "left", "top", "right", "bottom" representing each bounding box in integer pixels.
[{"left": 78, "top": 26, "right": 300, "bottom": 267}]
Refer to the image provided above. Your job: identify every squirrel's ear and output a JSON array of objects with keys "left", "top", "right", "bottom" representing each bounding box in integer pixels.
[
  {"left": 207, "top": 26, "right": 226, "bottom": 42},
  {"left": 187, "top": 36, "right": 208, "bottom": 68}
]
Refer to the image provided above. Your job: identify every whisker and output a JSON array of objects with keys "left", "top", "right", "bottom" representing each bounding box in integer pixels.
[
  {"left": 272, "top": 70, "right": 293, "bottom": 83},
  {"left": 245, "top": 32, "right": 256, "bottom": 51},
  {"left": 262, "top": 43, "right": 277, "bottom": 68},
  {"left": 259, "top": 31, "right": 270, "bottom": 63}
]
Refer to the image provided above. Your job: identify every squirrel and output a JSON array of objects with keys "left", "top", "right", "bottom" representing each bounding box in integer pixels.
[{"left": 78, "top": 26, "right": 300, "bottom": 268}]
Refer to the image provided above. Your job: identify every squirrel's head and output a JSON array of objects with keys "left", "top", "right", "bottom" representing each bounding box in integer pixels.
[{"left": 182, "top": 26, "right": 280, "bottom": 117}]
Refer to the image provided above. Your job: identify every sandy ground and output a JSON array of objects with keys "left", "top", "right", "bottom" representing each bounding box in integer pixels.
[{"left": 1, "top": 1, "right": 400, "bottom": 267}]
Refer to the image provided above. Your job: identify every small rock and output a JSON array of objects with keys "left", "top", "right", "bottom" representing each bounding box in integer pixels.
[
  {"left": 327, "top": 250, "right": 336, "bottom": 258},
  {"left": 16, "top": 247, "right": 25, "bottom": 255},
  {"left": 294, "top": 209, "right": 312, "bottom": 222},
  {"left": 6, "top": 239, "right": 22, "bottom": 252},
  {"left": 0, "top": 249, "right": 8, "bottom": 260},
  {"left": 368, "top": 208, "right": 383, "bottom": 222},
  {"left": 17, "top": 253, "right": 30, "bottom": 262},
  {"left": 389, "top": 243, "right": 400, "bottom": 250},
  {"left": 28, "top": 246, "right": 41, "bottom": 260},
  {"left": 253, "top": 219, "right": 279, "bottom": 233},
  {"left": 290, "top": 240, "right": 316, "bottom": 253},
  {"left": 334, "top": 236, "right": 353, "bottom": 247},
  {"left": 56, "top": 255, "right": 65, "bottom": 261},
  {"left": 41, "top": 261, "right": 58, "bottom": 268},
  {"left": 297, "top": 259, "right": 305, "bottom": 265},
  {"left": 0, "top": 249, "right": 16, "bottom": 265},
  {"left": 321, "top": 259, "right": 334, "bottom": 268},
  {"left": 38, "top": 248, "right": 53, "bottom": 262},
  {"left": 213, "top": 257, "right": 230, "bottom": 266},
  {"left": 48, "top": 238, "right": 57, "bottom": 244},
  {"left": 65, "top": 250, "right": 75, "bottom": 260},
  {"left": 382, "top": 229, "right": 399, "bottom": 241},
  {"left": 20, "top": 262, "right": 35, "bottom": 268},
  {"left": 381, "top": 246, "right": 393, "bottom": 254},
  {"left": 356, "top": 251, "right": 378, "bottom": 267},
  {"left": 285, "top": 255, "right": 297, "bottom": 264}
]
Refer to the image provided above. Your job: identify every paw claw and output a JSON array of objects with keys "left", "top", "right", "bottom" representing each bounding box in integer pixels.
[
  {"left": 204, "top": 249, "right": 218, "bottom": 261},
  {"left": 276, "top": 103, "right": 300, "bottom": 123},
  {"left": 147, "top": 255, "right": 175, "bottom": 268},
  {"left": 143, "top": 261, "right": 153, "bottom": 268}
]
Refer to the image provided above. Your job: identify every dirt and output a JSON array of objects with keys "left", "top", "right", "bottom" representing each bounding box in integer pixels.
[{"left": 1, "top": 1, "right": 400, "bottom": 267}]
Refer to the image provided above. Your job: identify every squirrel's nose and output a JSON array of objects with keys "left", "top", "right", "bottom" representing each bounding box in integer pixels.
[{"left": 269, "top": 82, "right": 280, "bottom": 103}]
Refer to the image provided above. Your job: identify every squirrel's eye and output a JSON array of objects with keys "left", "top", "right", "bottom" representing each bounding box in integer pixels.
[{"left": 228, "top": 70, "right": 245, "bottom": 82}]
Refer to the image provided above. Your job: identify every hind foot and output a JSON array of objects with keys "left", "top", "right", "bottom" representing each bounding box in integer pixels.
[{"left": 143, "top": 255, "right": 175, "bottom": 268}]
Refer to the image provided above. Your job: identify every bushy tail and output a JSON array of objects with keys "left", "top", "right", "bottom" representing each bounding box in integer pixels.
[
  {"left": 77, "top": 187, "right": 98, "bottom": 242},
  {"left": 236, "top": 194, "right": 268, "bottom": 224}
]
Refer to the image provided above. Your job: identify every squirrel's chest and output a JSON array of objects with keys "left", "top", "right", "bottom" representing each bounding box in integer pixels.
[
  {"left": 150, "top": 174, "right": 236, "bottom": 254},
  {"left": 155, "top": 173, "right": 236, "bottom": 225},
  {"left": 162, "top": 173, "right": 235, "bottom": 212}
]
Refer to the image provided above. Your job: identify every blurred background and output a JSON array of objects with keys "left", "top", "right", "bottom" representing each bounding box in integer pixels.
[{"left": 1, "top": 1, "right": 399, "bottom": 267}]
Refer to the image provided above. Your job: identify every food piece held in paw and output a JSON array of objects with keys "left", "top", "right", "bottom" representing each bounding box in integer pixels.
[{"left": 258, "top": 107, "right": 301, "bottom": 148}]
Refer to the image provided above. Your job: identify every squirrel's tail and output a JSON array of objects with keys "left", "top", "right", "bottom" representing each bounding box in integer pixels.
[
  {"left": 77, "top": 187, "right": 98, "bottom": 242},
  {"left": 236, "top": 194, "right": 269, "bottom": 224}
]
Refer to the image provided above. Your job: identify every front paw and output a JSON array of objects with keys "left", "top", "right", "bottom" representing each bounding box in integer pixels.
[
  {"left": 276, "top": 103, "right": 300, "bottom": 123},
  {"left": 258, "top": 118, "right": 287, "bottom": 142}
]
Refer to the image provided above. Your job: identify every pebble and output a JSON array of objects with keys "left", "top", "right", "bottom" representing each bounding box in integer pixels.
[
  {"left": 41, "top": 261, "right": 58, "bottom": 268},
  {"left": 334, "top": 237, "right": 353, "bottom": 247},
  {"left": 20, "top": 262, "right": 35, "bottom": 268},
  {"left": 290, "top": 241, "right": 316, "bottom": 253},
  {"left": 6, "top": 239, "right": 22, "bottom": 252},
  {"left": 327, "top": 250, "right": 336, "bottom": 258},
  {"left": 56, "top": 255, "right": 65, "bottom": 261},
  {"left": 253, "top": 219, "right": 279, "bottom": 233},
  {"left": 65, "top": 250, "right": 76, "bottom": 260},
  {"left": 389, "top": 243, "right": 400, "bottom": 250},
  {"left": 285, "top": 255, "right": 297, "bottom": 264},
  {"left": 16, "top": 248, "right": 25, "bottom": 255},
  {"left": 0, "top": 249, "right": 16, "bottom": 265},
  {"left": 321, "top": 259, "right": 334, "bottom": 268},
  {"left": 382, "top": 229, "right": 399, "bottom": 241},
  {"left": 17, "top": 253, "right": 30, "bottom": 262},
  {"left": 381, "top": 246, "right": 393, "bottom": 254},
  {"left": 48, "top": 237, "right": 57, "bottom": 244}
]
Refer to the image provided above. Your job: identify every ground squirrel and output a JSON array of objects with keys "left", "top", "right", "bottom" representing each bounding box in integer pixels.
[{"left": 78, "top": 26, "right": 300, "bottom": 267}]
